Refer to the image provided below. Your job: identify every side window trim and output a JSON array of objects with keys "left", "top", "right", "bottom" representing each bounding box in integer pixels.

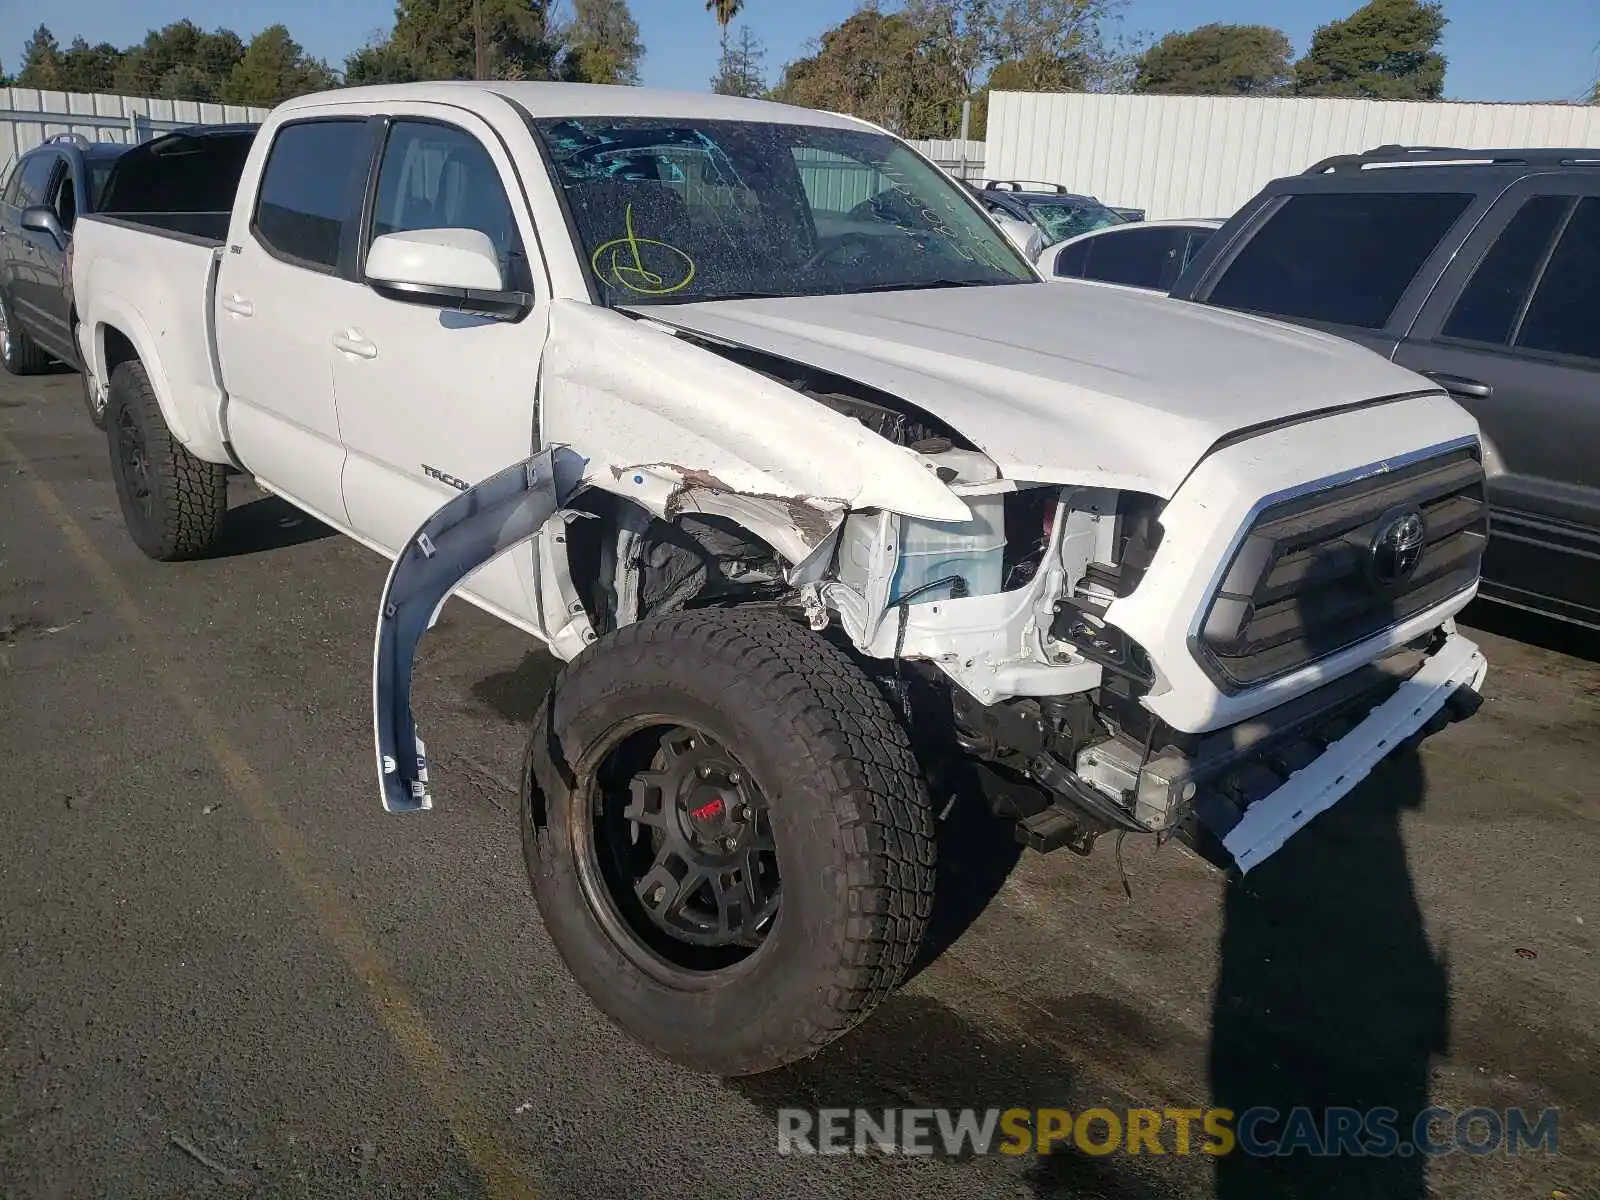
[
  {"left": 249, "top": 115, "right": 383, "bottom": 278},
  {"left": 1504, "top": 197, "right": 1578, "bottom": 349}
]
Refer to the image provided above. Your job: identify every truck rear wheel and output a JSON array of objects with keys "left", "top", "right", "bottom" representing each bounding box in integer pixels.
[
  {"left": 521, "top": 608, "right": 936, "bottom": 1076},
  {"left": 0, "top": 291, "right": 50, "bottom": 376},
  {"left": 106, "top": 360, "right": 227, "bottom": 561}
]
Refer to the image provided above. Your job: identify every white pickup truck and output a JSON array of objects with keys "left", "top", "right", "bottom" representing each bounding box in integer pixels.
[{"left": 73, "top": 83, "right": 1491, "bottom": 1076}]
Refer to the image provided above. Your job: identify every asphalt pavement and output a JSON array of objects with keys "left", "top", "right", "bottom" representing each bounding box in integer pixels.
[{"left": 2, "top": 367, "right": 1597, "bottom": 1199}]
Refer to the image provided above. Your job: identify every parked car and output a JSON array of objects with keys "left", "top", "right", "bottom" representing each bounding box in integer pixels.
[
  {"left": 1043, "top": 218, "right": 1224, "bottom": 292},
  {"left": 1172, "top": 145, "right": 1600, "bottom": 630},
  {"left": 968, "top": 180, "right": 1134, "bottom": 256},
  {"left": 0, "top": 133, "right": 132, "bottom": 421},
  {"left": 74, "top": 86, "right": 1489, "bottom": 1077}
]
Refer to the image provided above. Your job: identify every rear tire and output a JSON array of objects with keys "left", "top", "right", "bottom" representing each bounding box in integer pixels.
[
  {"left": 0, "top": 290, "right": 50, "bottom": 376},
  {"left": 106, "top": 360, "right": 227, "bottom": 561},
  {"left": 522, "top": 609, "right": 936, "bottom": 1076}
]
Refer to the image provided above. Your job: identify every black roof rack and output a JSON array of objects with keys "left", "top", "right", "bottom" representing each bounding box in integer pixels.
[
  {"left": 984, "top": 179, "right": 1071, "bottom": 194},
  {"left": 1305, "top": 144, "right": 1600, "bottom": 174}
]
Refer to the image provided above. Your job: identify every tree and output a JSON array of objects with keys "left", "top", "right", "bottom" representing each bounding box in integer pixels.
[
  {"left": 344, "top": 37, "right": 426, "bottom": 85},
  {"left": 705, "top": 0, "right": 744, "bottom": 57},
  {"left": 711, "top": 24, "right": 766, "bottom": 97},
  {"left": 986, "top": 0, "right": 1127, "bottom": 91},
  {"left": 565, "top": 0, "right": 643, "bottom": 85},
  {"left": 773, "top": 0, "right": 1136, "bottom": 137},
  {"left": 771, "top": 9, "right": 947, "bottom": 138},
  {"left": 1293, "top": 0, "right": 1447, "bottom": 100},
  {"left": 57, "top": 37, "right": 124, "bottom": 95},
  {"left": 221, "top": 25, "right": 337, "bottom": 106},
  {"left": 1134, "top": 23, "right": 1291, "bottom": 95},
  {"left": 112, "top": 22, "right": 245, "bottom": 101},
  {"left": 17, "top": 25, "right": 64, "bottom": 89},
  {"left": 355, "top": 0, "right": 563, "bottom": 84}
]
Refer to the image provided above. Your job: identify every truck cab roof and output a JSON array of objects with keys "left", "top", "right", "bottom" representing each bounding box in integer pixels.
[{"left": 278, "top": 81, "right": 875, "bottom": 129}]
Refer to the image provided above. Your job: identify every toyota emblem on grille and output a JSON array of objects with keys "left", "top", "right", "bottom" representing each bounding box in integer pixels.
[{"left": 1368, "top": 509, "right": 1427, "bottom": 588}]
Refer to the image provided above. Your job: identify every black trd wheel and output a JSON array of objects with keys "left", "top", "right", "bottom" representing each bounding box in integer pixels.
[
  {"left": 522, "top": 609, "right": 936, "bottom": 1077},
  {"left": 0, "top": 290, "right": 49, "bottom": 375},
  {"left": 105, "top": 360, "right": 227, "bottom": 561}
]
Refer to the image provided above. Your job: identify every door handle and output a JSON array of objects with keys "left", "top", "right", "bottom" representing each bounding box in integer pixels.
[
  {"left": 332, "top": 330, "right": 378, "bottom": 360},
  {"left": 1421, "top": 371, "right": 1493, "bottom": 400},
  {"left": 220, "top": 293, "right": 254, "bottom": 317}
]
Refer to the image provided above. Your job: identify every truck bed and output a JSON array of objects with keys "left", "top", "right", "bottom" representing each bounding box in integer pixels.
[{"left": 72, "top": 213, "right": 231, "bottom": 465}]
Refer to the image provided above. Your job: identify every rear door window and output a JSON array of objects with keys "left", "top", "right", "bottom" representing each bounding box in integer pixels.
[
  {"left": 1081, "top": 226, "right": 1187, "bottom": 290},
  {"left": 1441, "top": 195, "right": 1569, "bottom": 346},
  {"left": 1052, "top": 240, "right": 1091, "bottom": 278},
  {"left": 253, "top": 120, "right": 372, "bottom": 272},
  {"left": 1514, "top": 196, "right": 1600, "bottom": 363},
  {"left": 1205, "top": 191, "right": 1474, "bottom": 330}
]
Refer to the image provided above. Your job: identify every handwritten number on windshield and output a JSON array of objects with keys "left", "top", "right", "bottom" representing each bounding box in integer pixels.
[{"left": 591, "top": 203, "right": 696, "bottom": 296}]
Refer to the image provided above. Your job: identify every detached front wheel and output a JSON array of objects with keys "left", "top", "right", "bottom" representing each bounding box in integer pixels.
[{"left": 522, "top": 609, "right": 936, "bottom": 1076}]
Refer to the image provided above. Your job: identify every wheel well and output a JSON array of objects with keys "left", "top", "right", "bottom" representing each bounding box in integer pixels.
[
  {"left": 101, "top": 325, "right": 138, "bottom": 376},
  {"left": 564, "top": 495, "right": 793, "bottom": 635}
]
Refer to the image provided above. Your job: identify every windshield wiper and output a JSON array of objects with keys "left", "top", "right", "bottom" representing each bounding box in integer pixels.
[{"left": 843, "top": 279, "right": 1017, "bottom": 295}]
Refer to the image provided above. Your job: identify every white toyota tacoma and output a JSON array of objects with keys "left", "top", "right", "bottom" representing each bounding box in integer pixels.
[{"left": 72, "top": 83, "right": 1490, "bottom": 1076}]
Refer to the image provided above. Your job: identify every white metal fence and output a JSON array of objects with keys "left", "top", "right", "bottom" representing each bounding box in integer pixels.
[
  {"left": 908, "top": 138, "right": 987, "bottom": 180},
  {"left": 987, "top": 91, "right": 1600, "bottom": 221},
  {"left": 0, "top": 88, "right": 270, "bottom": 167}
]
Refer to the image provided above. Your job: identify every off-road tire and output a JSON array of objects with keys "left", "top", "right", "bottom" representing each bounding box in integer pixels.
[
  {"left": 522, "top": 608, "right": 936, "bottom": 1076},
  {"left": 106, "top": 359, "right": 227, "bottom": 561},
  {"left": 0, "top": 290, "right": 50, "bottom": 375}
]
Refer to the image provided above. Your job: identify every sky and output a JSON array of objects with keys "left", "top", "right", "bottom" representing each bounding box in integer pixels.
[{"left": 2, "top": 0, "right": 1597, "bottom": 105}]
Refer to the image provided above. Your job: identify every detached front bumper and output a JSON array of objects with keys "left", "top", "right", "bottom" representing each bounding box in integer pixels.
[{"left": 1188, "top": 630, "right": 1488, "bottom": 873}]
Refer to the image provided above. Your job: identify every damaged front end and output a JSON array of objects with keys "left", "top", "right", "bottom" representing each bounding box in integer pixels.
[{"left": 372, "top": 304, "right": 1489, "bottom": 875}]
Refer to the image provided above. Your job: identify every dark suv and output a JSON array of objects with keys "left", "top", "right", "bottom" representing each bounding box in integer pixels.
[
  {"left": 1171, "top": 145, "right": 1600, "bottom": 630},
  {"left": 0, "top": 133, "right": 131, "bottom": 418}
]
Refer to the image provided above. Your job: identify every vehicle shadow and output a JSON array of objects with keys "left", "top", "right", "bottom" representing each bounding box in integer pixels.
[
  {"left": 906, "top": 763, "right": 1025, "bottom": 983},
  {"left": 1210, "top": 747, "right": 1444, "bottom": 1199},
  {"left": 732, "top": 990, "right": 1162, "bottom": 1198},
  {"left": 1459, "top": 598, "right": 1600, "bottom": 663},
  {"left": 200, "top": 494, "right": 336, "bottom": 559},
  {"left": 471, "top": 650, "right": 563, "bottom": 725}
]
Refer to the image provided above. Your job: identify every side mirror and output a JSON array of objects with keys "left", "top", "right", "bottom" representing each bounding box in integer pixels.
[
  {"left": 365, "top": 228, "right": 530, "bottom": 320},
  {"left": 21, "top": 205, "right": 66, "bottom": 248}
]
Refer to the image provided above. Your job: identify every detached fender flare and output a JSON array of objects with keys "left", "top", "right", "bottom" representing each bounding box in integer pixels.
[{"left": 373, "top": 447, "right": 586, "bottom": 813}]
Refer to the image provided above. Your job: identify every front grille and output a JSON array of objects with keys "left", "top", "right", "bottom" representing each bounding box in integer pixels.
[{"left": 1194, "top": 446, "right": 1487, "bottom": 692}]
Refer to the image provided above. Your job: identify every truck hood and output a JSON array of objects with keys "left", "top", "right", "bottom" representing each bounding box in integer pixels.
[{"left": 629, "top": 283, "right": 1439, "bottom": 498}]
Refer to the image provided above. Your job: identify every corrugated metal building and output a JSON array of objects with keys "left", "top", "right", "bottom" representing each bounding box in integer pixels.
[
  {"left": 0, "top": 88, "right": 269, "bottom": 167},
  {"left": 986, "top": 92, "right": 1600, "bottom": 221}
]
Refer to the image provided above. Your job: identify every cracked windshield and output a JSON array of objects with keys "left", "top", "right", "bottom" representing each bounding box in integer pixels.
[{"left": 532, "top": 117, "right": 1036, "bottom": 304}]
